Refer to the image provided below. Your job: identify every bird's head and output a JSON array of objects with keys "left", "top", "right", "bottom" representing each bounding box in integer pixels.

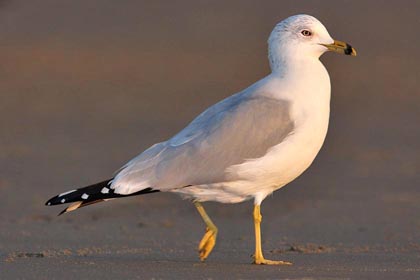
[{"left": 268, "top": 14, "right": 356, "bottom": 71}]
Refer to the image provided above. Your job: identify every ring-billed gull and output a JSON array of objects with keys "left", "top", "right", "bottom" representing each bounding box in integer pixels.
[{"left": 46, "top": 14, "right": 356, "bottom": 265}]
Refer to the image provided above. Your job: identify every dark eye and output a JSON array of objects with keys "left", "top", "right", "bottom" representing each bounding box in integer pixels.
[{"left": 301, "top": 30, "right": 312, "bottom": 37}]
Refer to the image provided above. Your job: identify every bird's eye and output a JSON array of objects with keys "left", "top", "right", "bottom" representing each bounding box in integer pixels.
[{"left": 301, "top": 30, "right": 312, "bottom": 37}]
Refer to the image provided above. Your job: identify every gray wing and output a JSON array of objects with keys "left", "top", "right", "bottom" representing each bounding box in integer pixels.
[{"left": 112, "top": 91, "right": 294, "bottom": 194}]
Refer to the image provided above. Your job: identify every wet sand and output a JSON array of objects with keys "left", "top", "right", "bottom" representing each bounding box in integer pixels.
[{"left": 1, "top": 1, "right": 419, "bottom": 279}]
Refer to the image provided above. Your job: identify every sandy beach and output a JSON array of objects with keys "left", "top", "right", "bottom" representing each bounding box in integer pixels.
[{"left": 1, "top": 1, "right": 419, "bottom": 279}]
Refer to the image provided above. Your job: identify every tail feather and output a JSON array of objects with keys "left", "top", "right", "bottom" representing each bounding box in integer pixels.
[{"left": 45, "top": 179, "right": 159, "bottom": 215}]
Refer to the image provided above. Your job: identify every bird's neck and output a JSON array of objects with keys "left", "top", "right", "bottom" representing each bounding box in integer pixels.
[
  {"left": 270, "top": 56, "right": 328, "bottom": 83},
  {"left": 270, "top": 54, "right": 321, "bottom": 77},
  {"left": 266, "top": 57, "right": 331, "bottom": 103}
]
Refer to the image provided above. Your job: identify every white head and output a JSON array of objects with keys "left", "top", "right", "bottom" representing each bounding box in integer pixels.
[{"left": 268, "top": 14, "right": 356, "bottom": 71}]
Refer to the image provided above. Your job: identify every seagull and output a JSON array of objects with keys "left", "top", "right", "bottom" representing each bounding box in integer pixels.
[{"left": 46, "top": 14, "right": 356, "bottom": 265}]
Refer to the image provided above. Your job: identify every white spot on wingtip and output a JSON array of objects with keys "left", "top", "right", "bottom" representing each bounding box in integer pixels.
[
  {"left": 58, "top": 190, "right": 77, "bottom": 197},
  {"left": 61, "top": 198, "right": 66, "bottom": 203},
  {"left": 101, "top": 187, "right": 110, "bottom": 194},
  {"left": 47, "top": 202, "right": 51, "bottom": 206},
  {"left": 81, "top": 193, "right": 89, "bottom": 200}
]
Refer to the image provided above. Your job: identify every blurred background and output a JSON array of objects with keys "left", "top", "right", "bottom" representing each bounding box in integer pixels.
[{"left": 0, "top": 0, "right": 419, "bottom": 277}]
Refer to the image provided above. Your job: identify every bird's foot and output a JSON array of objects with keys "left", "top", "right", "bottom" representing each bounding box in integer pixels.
[
  {"left": 253, "top": 256, "right": 292, "bottom": 265},
  {"left": 198, "top": 227, "right": 217, "bottom": 261}
]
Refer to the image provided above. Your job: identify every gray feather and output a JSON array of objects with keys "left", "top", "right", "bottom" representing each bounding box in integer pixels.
[{"left": 113, "top": 90, "right": 294, "bottom": 193}]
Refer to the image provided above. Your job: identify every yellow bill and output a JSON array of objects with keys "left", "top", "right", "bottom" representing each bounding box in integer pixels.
[{"left": 321, "top": 40, "right": 357, "bottom": 56}]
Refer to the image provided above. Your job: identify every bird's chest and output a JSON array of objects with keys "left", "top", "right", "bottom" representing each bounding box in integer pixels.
[
  {"left": 287, "top": 70, "right": 331, "bottom": 154},
  {"left": 293, "top": 96, "right": 330, "bottom": 147}
]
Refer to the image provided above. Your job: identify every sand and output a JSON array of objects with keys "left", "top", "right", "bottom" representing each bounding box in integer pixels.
[{"left": 1, "top": 1, "right": 419, "bottom": 279}]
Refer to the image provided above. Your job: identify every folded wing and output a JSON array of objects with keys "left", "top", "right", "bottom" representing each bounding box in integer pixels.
[{"left": 112, "top": 91, "right": 294, "bottom": 194}]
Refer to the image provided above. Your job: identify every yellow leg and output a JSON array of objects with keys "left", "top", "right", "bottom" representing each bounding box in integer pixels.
[
  {"left": 194, "top": 201, "right": 218, "bottom": 261},
  {"left": 253, "top": 204, "right": 292, "bottom": 265}
]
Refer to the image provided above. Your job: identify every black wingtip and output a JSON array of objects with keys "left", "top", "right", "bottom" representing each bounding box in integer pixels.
[
  {"left": 45, "top": 195, "right": 63, "bottom": 206},
  {"left": 45, "top": 198, "right": 54, "bottom": 206},
  {"left": 44, "top": 179, "right": 114, "bottom": 207},
  {"left": 46, "top": 179, "right": 160, "bottom": 215}
]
